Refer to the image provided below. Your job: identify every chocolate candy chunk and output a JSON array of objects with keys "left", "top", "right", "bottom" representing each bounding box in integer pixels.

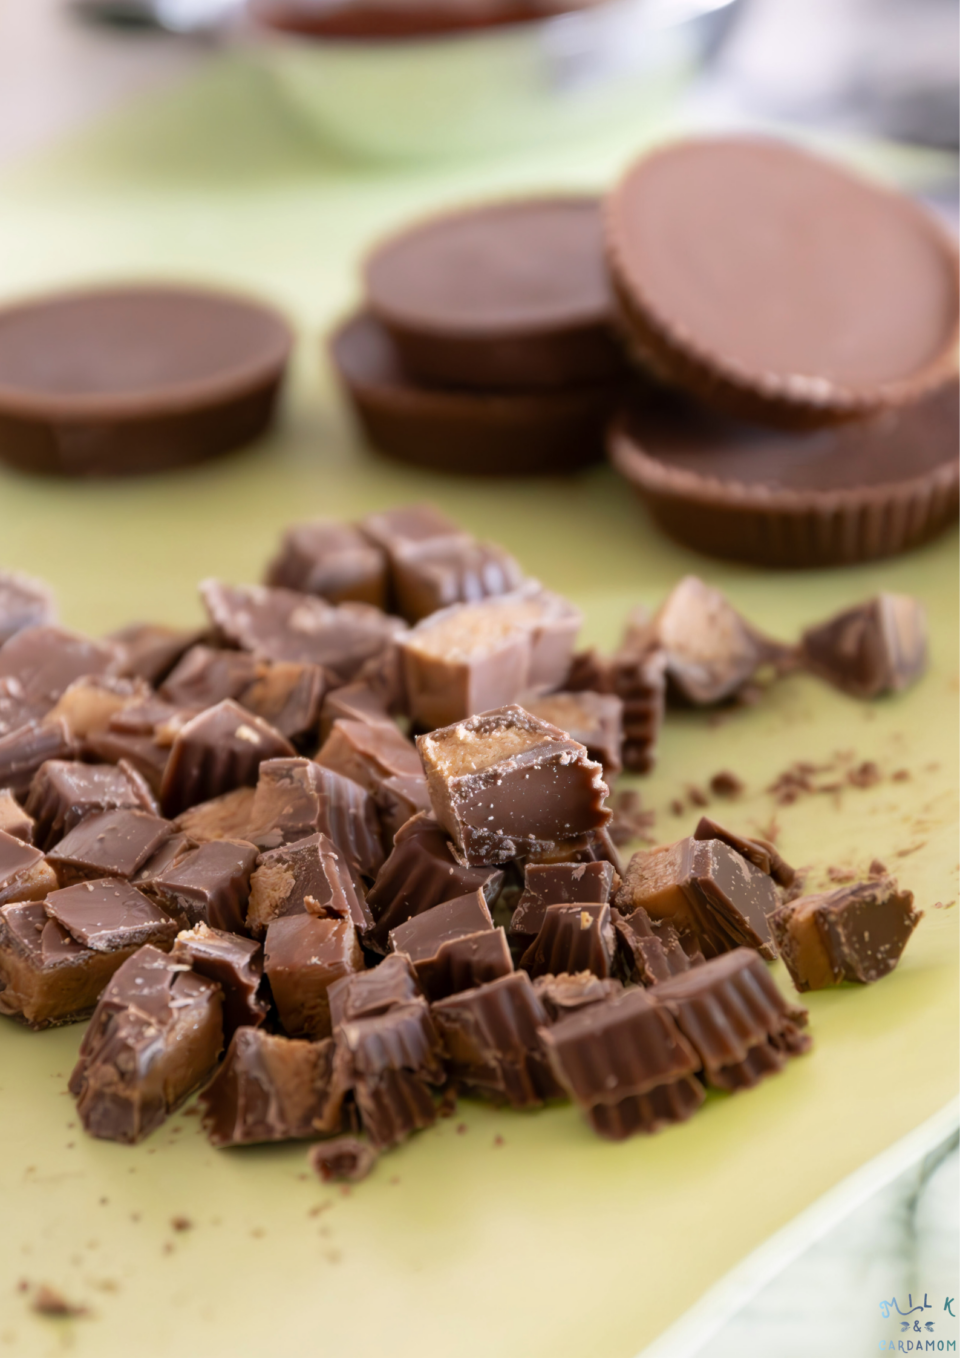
[
  {"left": 0, "top": 789, "right": 35, "bottom": 844},
  {"left": 566, "top": 642, "right": 667, "bottom": 774},
  {"left": 693, "top": 816, "right": 795, "bottom": 889},
  {"left": 264, "top": 914, "right": 364, "bottom": 1038},
  {"left": 418, "top": 705, "right": 610, "bottom": 867},
  {"left": 0, "top": 898, "right": 165, "bottom": 1029},
  {"left": 606, "top": 137, "right": 959, "bottom": 428},
  {"left": 108, "top": 622, "right": 205, "bottom": 686},
  {"left": 266, "top": 519, "right": 388, "bottom": 608},
  {"left": 83, "top": 728, "right": 170, "bottom": 797},
  {"left": 319, "top": 681, "right": 394, "bottom": 744},
  {"left": 200, "top": 1029, "right": 345, "bottom": 1147},
  {"left": 616, "top": 836, "right": 778, "bottom": 960},
  {"left": 45, "top": 879, "right": 177, "bottom": 952},
  {"left": 653, "top": 948, "right": 810, "bottom": 1090},
  {"left": 26, "top": 758, "right": 157, "bottom": 851},
  {"left": 245, "top": 758, "right": 383, "bottom": 880},
  {"left": 171, "top": 923, "right": 267, "bottom": 1038},
  {"left": 0, "top": 625, "right": 119, "bottom": 712},
  {"left": 541, "top": 986, "right": 701, "bottom": 1133},
  {"left": 0, "top": 829, "right": 54, "bottom": 906},
  {"left": 159, "top": 699, "right": 295, "bottom": 818},
  {"left": 389, "top": 890, "right": 513, "bottom": 1001},
  {"left": 801, "top": 594, "right": 927, "bottom": 700},
  {"left": 0, "top": 570, "right": 56, "bottom": 647},
  {"left": 328, "top": 953, "right": 421, "bottom": 1028},
  {"left": 132, "top": 831, "right": 196, "bottom": 889},
  {"left": 611, "top": 906, "right": 697, "bottom": 986},
  {"left": 338, "top": 997, "right": 445, "bottom": 1149},
  {"left": 310, "top": 1136, "right": 378, "bottom": 1183},
  {"left": 0, "top": 718, "right": 74, "bottom": 798},
  {"left": 317, "top": 717, "right": 425, "bottom": 840},
  {"left": 520, "top": 902, "right": 616, "bottom": 980},
  {"left": 69, "top": 944, "right": 223, "bottom": 1144},
  {"left": 521, "top": 690, "right": 623, "bottom": 778},
  {"left": 400, "top": 585, "right": 581, "bottom": 730},
  {"left": 48, "top": 807, "right": 174, "bottom": 885},
  {"left": 364, "top": 812, "right": 504, "bottom": 951},
  {"left": 238, "top": 661, "right": 326, "bottom": 746},
  {"left": 391, "top": 539, "right": 525, "bottom": 625},
  {"left": 247, "top": 832, "right": 372, "bottom": 939},
  {"left": 174, "top": 786, "right": 255, "bottom": 845},
  {"left": 431, "top": 971, "right": 563, "bottom": 1108},
  {"left": 533, "top": 972, "right": 622, "bottom": 1023},
  {"left": 373, "top": 773, "right": 433, "bottom": 844},
  {"left": 46, "top": 674, "right": 150, "bottom": 740},
  {"left": 510, "top": 858, "right": 617, "bottom": 949},
  {"left": 358, "top": 503, "right": 467, "bottom": 559},
  {"left": 144, "top": 838, "right": 258, "bottom": 934},
  {"left": 524, "top": 826, "right": 623, "bottom": 875},
  {"left": 160, "top": 644, "right": 261, "bottom": 708},
  {"left": 200, "top": 579, "right": 405, "bottom": 685},
  {"left": 770, "top": 877, "right": 921, "bottom": 992}
]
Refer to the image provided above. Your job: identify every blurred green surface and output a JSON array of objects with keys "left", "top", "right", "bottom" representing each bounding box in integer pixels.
[{"left": 0, "top": 54, "right": 956, "bottom": 1358}]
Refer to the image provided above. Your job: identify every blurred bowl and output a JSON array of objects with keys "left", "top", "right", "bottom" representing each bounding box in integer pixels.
[{"left": 240, "top": 0, "right": 739, "bottom": 162}]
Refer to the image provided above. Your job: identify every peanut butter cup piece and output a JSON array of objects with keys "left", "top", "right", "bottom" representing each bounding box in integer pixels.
[{"left": 605, "top": 136, "right": 959, "bottom": 427}]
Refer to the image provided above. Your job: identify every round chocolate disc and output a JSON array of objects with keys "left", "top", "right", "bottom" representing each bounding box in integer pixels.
[
  {"left": 332, "top": 311, "right": 617, "bottom": 476},
  {"left": 0, "top": 284, "right": 293, "bottom": 477},
  {"left": 609, "top": 381, "right": 959, "bottom": 567},
  {"left": 363, "top": 197, "right": 625, "bottom": 390},
  {"left": 605, "top": 137, "right": 960, "bottom": 428}
]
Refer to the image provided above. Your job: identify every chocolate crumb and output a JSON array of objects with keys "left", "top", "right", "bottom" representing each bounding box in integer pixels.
[
  {"left": 686, "top": 785, "right": 709, "bottom": 808},
  {"left": 16, "top": 1280, "right": 29, "bottom": 1293},
  {"left": 827, "top": 866, "right": 856, "bottom": 883},
  {"left": 170, "top": 1216, "right": 193, "bottom": 1232},
  {"left": 709, "top": 771, "right": 744, "bottom": 798},
  {"left": 493, "top": 1135, "right": 505, "bottom": 1147},
  {"left": 868, "top": 859, "right": 888, "bottom": 877},
  {"left": 437, "top": 1085, "right": 457, "bottom": 1118},
  {"left": 608, "top": 789, "right": 656, "bottom": 846},
  {"left": 456, "top": 1123, "right": 468, "bottom": 1135},
  {"left": 389, "top": 1176, "right": 400, "bottom": 1185},
  {"left": 669, "top": 798, "right": 685, "bottom": 817},
  {"left": 891, "top": 769, "right": 911, "bottom": 782},
  {"left": 895, "top": 842, "right": 927, "bottom": 858},
  {"left": 847, "top": 761, "right": 882, "bottom": 789},
  {"left": 162, "top": 1243, "right": 174, "bottom": 1255},
  {"left": 31, "top": 1285, "right": 87, "bottom": 1319}
]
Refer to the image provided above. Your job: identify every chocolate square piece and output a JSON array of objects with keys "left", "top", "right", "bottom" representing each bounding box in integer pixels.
[
  {"left": 244, "top": 758, "right": 384, "bottom": 881},
  {"left": 246, "top": 832, "right": 372, "bottom": 938},
  {"left": 534, "top": 972, "right": 622, "bottom": 1022},
  {"left": 264, "top": 914, "right": 364, "bottom": 1038},
  {"left": 391, "top": 539, "right": 525, "bottom": 624},
  {"left": 431, "top": 970, "right": 563, "bottom": 1108},
  {"left": 521, "top": 690, "right": 623, "bottom": 777},
  {"left": 69, "top": 944, "right": 223, "bottom": 1143},
  {"left": 26, "top": 759, "right": 157, "bottom": 851},
  {"left": 801, "top": 593, "right": 927, "bottom": 699},
  {"left": 171, "top": 922, "right": 268, "bottom": 1037},
  {"left": 82, "top": 728, "right": 170, "bottom": 798},
  {"left": 47, "top": 807, "right": 174, "bottom": 886},
  {"left": 109, "top": 622, "right": 204, "bottom": 686},
  {"left": 144, "top": 838, "right": 258, "bottom": 934},
  {"left": 509, "top": 859, "right": 617, "bottom": 951},
  {"left": 159, "top": 644, "right": 260, "bottom": 709},
  {"left": 174, "top": 786, "right": 255, "bottom": 845},
  {"left": 46, "top": 674, "right": 150, "bottom": 740},
  {"left": 316, "top": 718, "right": 424, "bottom": 833},
  {"left": 319, "top": 681, "right": 394, "bottom": 744},
  {"left": 238, "top": 661, "right": 326, "bottom": 746},
  {"left": 200, "top": 1029, "right": 345, "bottom": 1146},
  {"left": 45, "top": 879, "right": 178, "bottom": 952},
  {"left": 540, "top": 986, "right": 704, "bottom": 1139},
  {"left": 0, "top": 718, "right": 74, "bottom": 798},
  {"left": 328, "top": 953, "right": 420, "bottom": 1028},
  {"left": 337, "top": 996, "right": 445, "bottom": 1149},
  {"left": 389, "top": 890, "right": 513, "bottom": 1001},
  {"left": 266, "top": 519, "right": 389, "bottom": 608},
  {"left": 358, "top": 503, "right": 467, "bottom": 562},
  {"left": 200, "top": 580, "right": 405, "bottom": 685},
  {"left": 771, "top": 876, "right": 921, "bottom": 991},
  {"left": 693, "top": 816, "right": 795, "bottom": 888},
  {"left": 159, "top": 698, "right": 295, "bottom": 817},
  {"left": 364, "top": 812, "right": 504, "bottom": 950},
  {"left": 520, "top": 902, "right": 616, "bottom": 980},
  {"left": 0, "top": 625, "right": 119, "bottom": 711},
  {"left": 0, "top": 828, "right": 55, "bottom": 906},
  {"left": 0, "top": 569, "right": 56, "bottom": 647},
  {"left": 611, "top": 906, "right": 697, "bottom": 986},
  {"left": 0, "top": 789, "right": 34, "bottom": 844},
  {"left": 418, "top": 704, "right": 610, "bottom": 867},
  {"left": 615, "top": 835, "right": 778, "bottom": 959}
]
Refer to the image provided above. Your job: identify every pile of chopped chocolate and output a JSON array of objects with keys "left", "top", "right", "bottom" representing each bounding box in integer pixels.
[{"left": 0, "top": 506, "right": 926, "bottom": 1178}]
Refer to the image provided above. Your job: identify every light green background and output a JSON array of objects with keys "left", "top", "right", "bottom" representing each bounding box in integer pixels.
[{"left": 0, "top": 56, "right": 956, "bottom": 1358}]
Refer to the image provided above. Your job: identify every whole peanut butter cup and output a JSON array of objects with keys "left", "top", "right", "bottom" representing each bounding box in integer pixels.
[
  {"left": 609, "top": 381, "right": 959, "bottom": 567},
  {"left": 605, "top": 137, "right": 959, "bottom": 429}
]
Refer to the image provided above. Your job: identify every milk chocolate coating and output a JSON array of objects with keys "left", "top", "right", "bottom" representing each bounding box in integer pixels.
[
  {"left": 265, "top": 519, "right": 389, "bottom": 609},
  {"left": 585, "top": 1077, "right": 706, "bottom": 1139},
  {"left": 47, "top": 807, "right": 174, "bottom": 885},
  {"left": 83, "top": 728, "right": 170, "bottom": 797},
  {"left": 521, "top": 902, "right": 616, "bottom": 980},
  {"left": 693, "top": 816, "right": 795, "bottom": 889},
  {"left": 319, "top": 681, "right": 394, "bottom": 745},
  {"left": 0, "top": 284, "right": 291, "bottom": 477},
  {"left": 364, "top": 198, "right": 624, "bottom": 391},
  {"left": 144, "top": 838, "right": 258, "bottom": 934},
  {"left": 801, "top": 594, "right": 928, "bottom": 699},
  {"left": 316, "top": 717, "right": 424, "bottom": 841},
  {"left": 245, "top": 758, "right": 384, "bottom": 880},
  {"left": 337, "top": 997, "right": 445, "bottom": 1149},
  {"left": 389, "top": 891, "right": 512, "bottom": 1001},
  {"left": 328, "top": 953, "right": 421, "bottom": 1029},
  {"left": 431, "top": 970, "right": 564, "bottom": 1108},
  {"left": 652, "top": 948, "right": 810, "bottom": 1088},
  {"left": 69, "top": 944, "right": 223, "bottom": 1143},
  {"left": 0, "top": 719, "right": 74, "bottom": 798},
  {"left": 0, "top": 829, "right": 45, "bottom": 899},
  {"left": 521, "top": 690, "right": 624, "bottom": 778},
  {"left": 159, "top": 699, "right": 295, "bottom": 818},
  {"left": 391, "top": 539, "right": 525, "bottom": 625},
  {"left": 26, "top": 759, "right": 157, "bottom": 851},
  {"left": 200, "top": 579, "right": 405, "bottom": 685},
  {"left": 358, "top": 502, "right": 468, "bottom": 558},
  {"left": 238, "top": 660, "right": 326, "bottom": 747},
  {"left": 108, "top": 622, "right": 204, "bottom": 686},
  {"left": 332, "top": 312, "right": 617, "bottom": 477},
  {"left": 364, "top": 812, "right": 504, "bottom": 951},
  {"left": 418, "top": 704, "right": 610, "bottom": 867},
  {"left": 389, "top": 888, "right": 492, "bottom": 960},
  {"left": 611, "top": 906, "right": 697, "bottom": 986},
  {"left": 246, "top": 831, "right": 372, "bottom": 938},
  {"left": 160, "top": 645, "right": 260, "bottom": 709},
  {"left": 0, "top": 625, "right": 119, "bottom": 712},
  {"left": 609, "top": 382, "right": 959, "bottom": 567},
  {"left": 45, "top": 879, "right": 178, "bottom": 953},
  {"left": 264, "top": 914, "right": 364, "bottom": 1038},
  {"left": 200, "top": 1029, "right": 344, "bottom": 1147},
  {"left": 770, "top": 877, "right": 921, "bottom": 991},
  {"left": 310, "top": 1136, "right": 378, "bottom": 1183},
  {"left": 171, "top": 923, "right": 268, "bottom": 1038},
  {"left": 0, "top": 571, "right": 56, "bottom": 648},
  {"left": 533, "top": 972, "right": 623, "bottom": 1023},
  {"left": 509, "top": 859, "right": 617, "bottom": 950},
  {"left": 605, "top": 137, "right": 959, "bottom": 428}
]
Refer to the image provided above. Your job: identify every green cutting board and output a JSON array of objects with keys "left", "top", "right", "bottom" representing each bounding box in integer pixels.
[{"left": 0, "top": 57, "right": 956, "bottom": 1358}]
